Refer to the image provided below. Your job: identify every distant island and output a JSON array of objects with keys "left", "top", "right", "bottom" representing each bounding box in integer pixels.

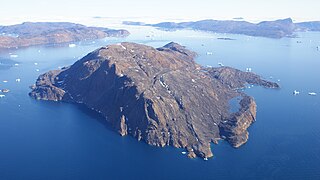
[
  {"left": 123, "top": 18, "right": 320, "bottom": 38},
  {"left": 29, "top": 42, "right": 279, "bottom": 159},
  {"left": 217, "top": 37, "right": 236, "bottom": 41},
  {"left": 0, "top": 22, "right": 130, "bottom": 49}
]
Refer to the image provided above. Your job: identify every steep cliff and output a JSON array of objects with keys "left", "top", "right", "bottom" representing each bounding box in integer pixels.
[{"left": 29, "top": 42, "right": 278, "bottom": 158}]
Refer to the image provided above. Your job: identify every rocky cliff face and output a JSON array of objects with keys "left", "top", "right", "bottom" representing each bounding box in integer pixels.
[
  {"left": 29, "top": 42, "right": 278, "bottom": 158},
  {"left": 0, "top": 22, "right": 129, "bottom": 49}
]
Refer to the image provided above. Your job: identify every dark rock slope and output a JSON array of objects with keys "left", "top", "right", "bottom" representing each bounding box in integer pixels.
[
  {"left": 29, "top": 42, "right": 278, "bottom": 158},
  {"left": 0, "top": 22, "right": 129, "bottom": 49}
]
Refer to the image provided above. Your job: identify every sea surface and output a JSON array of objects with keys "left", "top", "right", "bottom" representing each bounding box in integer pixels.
[{"left": 0, "top": 24, "right": 320, "bottom": 180}]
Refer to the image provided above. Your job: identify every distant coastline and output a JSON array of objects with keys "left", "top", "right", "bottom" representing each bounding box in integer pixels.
[
  {"left": 0, "top": 22, "right": 130, "bottom": 49},
  {"left": 123, "top": 18, "right": 320, "bottom": 39}
]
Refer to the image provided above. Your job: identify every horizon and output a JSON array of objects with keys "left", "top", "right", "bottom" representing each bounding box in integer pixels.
[
  {"left": 1, "top": 0, "right": 319, "bottom": 26},
  {"left": 0, "top": 16, "right": 318, "bottom": 27}
]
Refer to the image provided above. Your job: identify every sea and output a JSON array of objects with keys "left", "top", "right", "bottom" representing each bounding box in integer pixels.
[{"left": 0, "top": 23, "right": 320, "bottom": 180}]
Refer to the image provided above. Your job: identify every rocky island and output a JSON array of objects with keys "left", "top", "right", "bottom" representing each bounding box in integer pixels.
[
  {"left": 0, "top": 22, "right": 129, "bottom": 49},
  {"left": 29, "top": 42, "right": 279, "bottom": 159},
  {"left": 124, "top": 18, "right": 320, "bottom": 39}
]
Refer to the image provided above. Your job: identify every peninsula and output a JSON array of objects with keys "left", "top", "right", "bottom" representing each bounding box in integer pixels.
[
  {"left": 0, "top": 22, "right": 129, "bottom": 49},
  {"left": 29, "top": 42, "right": 279, "bottom": 158}
]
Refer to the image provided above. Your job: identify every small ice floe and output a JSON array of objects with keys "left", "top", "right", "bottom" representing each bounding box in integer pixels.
[
  {"left": 206, "top": 52, "right": 213, "bottom": 55},
  {"left": 0, "top": 95, "right": 5, "bottom": 98},
  {"left": 181, "top": 151, "right": 187, "bottom": 155},
  {"left": 68, "top": 43, "right": 76, "bottom": 48},
  {"left": 36, "top": 69, "right": 40, "bottom": 72},
  {"left": 293, "top": 90, "right": 300, "bottom": 95},
  {"left": 269, "top": 76, "right": 273, "bottom": 79},
  {"left": 277, "top": 79, "right": 281, "bottom": 82},
  {"left": 218, "top": 62, "right": 224, "bottom": 67},
  {"left": 34, "top": 62, "right": 38, "bottom": 66},
  {"left": 10, "top": 54, "right": 18, "bottom": 58},
  {"left": 14, "top": 63, "right": 19, "bottom": 66},
  {"left": 308, "top": 92, "right": 317, "bottom": 96},
  {"left": 206, "top": 65, "right": 212, "bottom": 68},
  {"left": 38, "top": 50, "right": 41, "bottom": 53},
  {"left": 246, "top": 67, "right": 252, "bottom": 72},
  {"left": 3, "top": 80, "right": 8, "bottom": 83},
  {"left": 1, "top": 89, "right": 10, "bottom": 93},
  {"left": 15, "top": 78, "right": 21, "bottom": 82},
  {"left": 203, "top": 157, "right": 208, "bottom": 161}
]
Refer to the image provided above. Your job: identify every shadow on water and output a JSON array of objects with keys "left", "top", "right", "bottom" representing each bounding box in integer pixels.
[
  {"left": 35, "top": 99, "right": 117, "bottom": 134},
  {"left": 73, "top": 103, "right": 117, "bottom": 133},
  {"left": 0, "top": 57, "right": 18, "bottom": 70}
]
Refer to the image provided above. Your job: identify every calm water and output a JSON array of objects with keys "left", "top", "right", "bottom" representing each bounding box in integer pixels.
[{"left": 0, "top": 24, "right": 320, "bottom": 180}]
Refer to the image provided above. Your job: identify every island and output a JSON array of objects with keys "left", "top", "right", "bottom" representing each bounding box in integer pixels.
[
  {"left": 29, "top": 42, "right": 279, "bottom": 159},
  {"left": 0, "top": 22, "right": 130, "bottom": 49},
  {"left": 123, "top": 18, "right": 320, "bottom": 39}
]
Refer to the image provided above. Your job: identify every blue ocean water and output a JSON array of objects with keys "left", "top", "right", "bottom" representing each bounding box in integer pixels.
[{"left": 0, "top": 25, "right": 320, "bottom": 180}]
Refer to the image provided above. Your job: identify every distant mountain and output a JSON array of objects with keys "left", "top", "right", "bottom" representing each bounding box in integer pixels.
[
  {"left": 29, "top": 42, "right": 279, "bottom": 159},
  {"left": 122, "top": 21, "right": 146, "bottom": 26},
  {"left": 295, "top": 21, "right": 320, "bottom": 31},
  {"left": 233, "top": 17, "right": 244, "bottom": 20},
  {"left": 0, "top": 22, "right": 130, "bottom": 49},
  {"left": 123, "top": 18, "right": 320, "bottom": 38}
]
